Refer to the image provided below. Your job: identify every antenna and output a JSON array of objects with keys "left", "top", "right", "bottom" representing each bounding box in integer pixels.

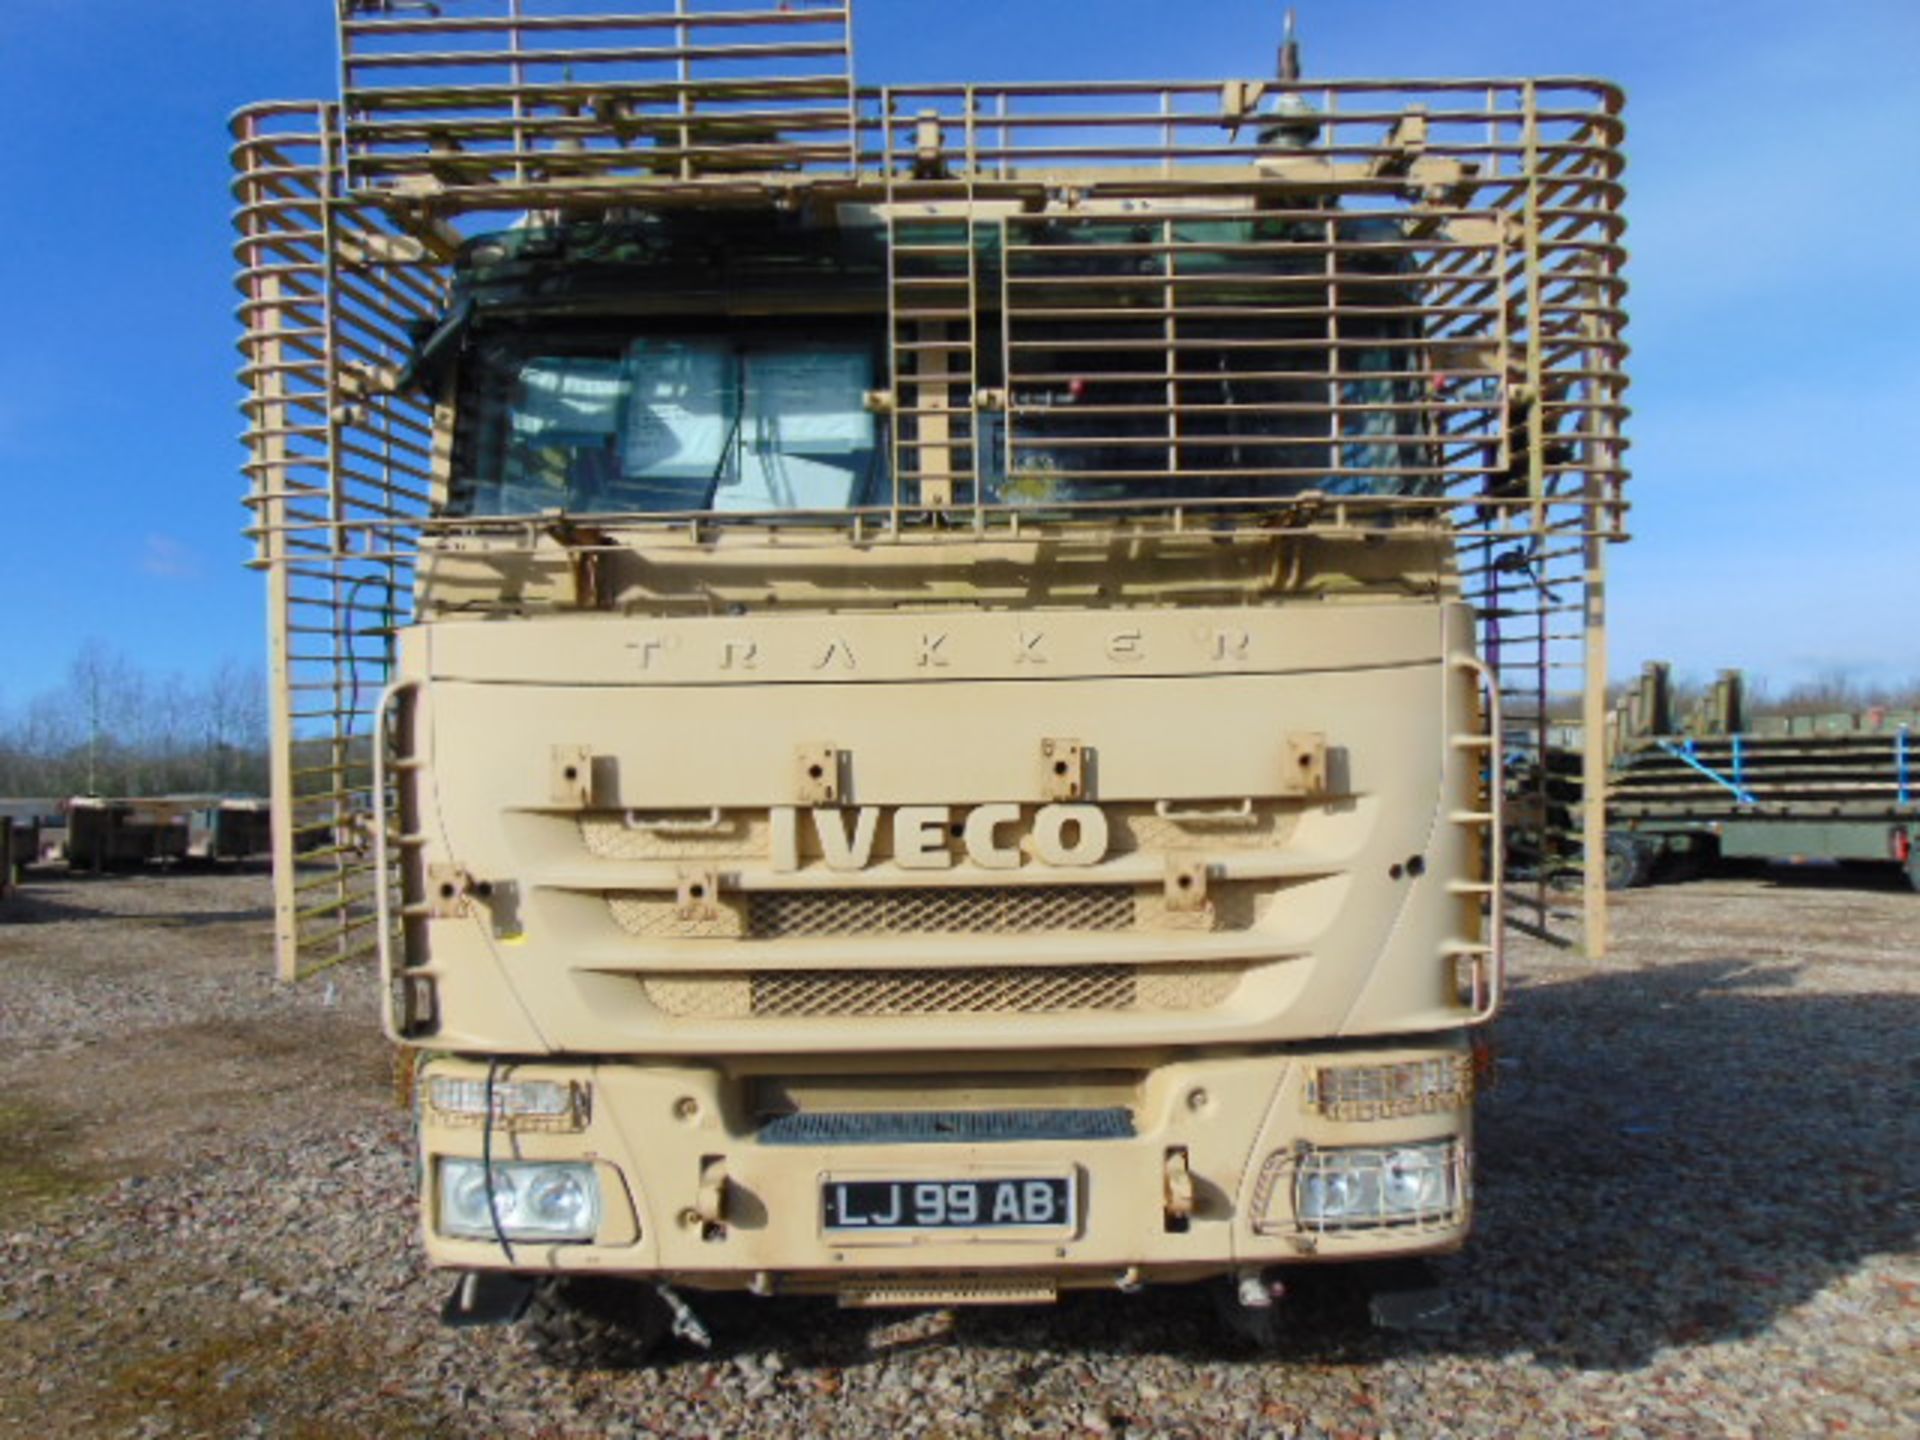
[
  {"left": 1262, "top": 7, "right": 1321, "bottom": 149},
  {"left": 1279, "top": 8, "right": 1303, "bottom": 83}
]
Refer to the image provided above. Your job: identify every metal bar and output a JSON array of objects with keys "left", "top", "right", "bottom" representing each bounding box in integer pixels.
[
  {"left": 1454, "top": 654, "right": 1505, "bottom": 1022},
  {"left": 1653, "top": 740, "right": 1759, "bottom": 807},
  {"left": 341, "top": 8, "right": 850, "bottom": 39},
  {"left": 240, "top": 114, "right": 304, "bottom": 983},
  {"left": 345, "top": 39, "right": 851, "bottom": 72}
]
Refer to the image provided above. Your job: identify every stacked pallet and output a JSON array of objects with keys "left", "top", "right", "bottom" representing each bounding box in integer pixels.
[
  {"left": 1597, "top": 662, "right": 1917, "bottom": 889},
  {"left": 1610, "top": 721, "right": 1917, "bottom": 822}
]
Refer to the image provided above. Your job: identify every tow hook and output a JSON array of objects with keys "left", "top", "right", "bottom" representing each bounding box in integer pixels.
[
  {"left": 439, "top": 1270, "right": 534, "bottom": 1328},
  {"left": 655, "top": 1282, "right": 713, "bottom": 1349},
  {"left": 1216, "top": 1268, "right": 1289, "bottom": 1346},
  {"left": 1236, "top": 1270, "right": 1285, "bottom": 1309}
]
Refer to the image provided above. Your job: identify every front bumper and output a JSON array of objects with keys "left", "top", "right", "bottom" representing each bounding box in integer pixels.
[{"left": 416, "top": 1038, "right": 1473, "bottom": 1296}]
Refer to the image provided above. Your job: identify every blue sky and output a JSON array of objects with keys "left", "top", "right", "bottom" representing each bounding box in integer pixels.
[{"left": 2, "top": 0, "right": 1916, "bottom": 704}]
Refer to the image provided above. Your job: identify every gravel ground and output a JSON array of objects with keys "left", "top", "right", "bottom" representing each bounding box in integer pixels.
[{"left": 0, "top": 865, "right": 1914, "bottom": 1438}]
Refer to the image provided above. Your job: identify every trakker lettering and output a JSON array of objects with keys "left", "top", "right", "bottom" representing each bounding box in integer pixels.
[{"left": 610, "top": 622, "right": 1291, "bottom": 677}]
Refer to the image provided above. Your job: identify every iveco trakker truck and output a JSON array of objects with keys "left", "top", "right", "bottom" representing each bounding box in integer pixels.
[{"left": 235, "top": 1, "right": 1627, "bottom": 1359}]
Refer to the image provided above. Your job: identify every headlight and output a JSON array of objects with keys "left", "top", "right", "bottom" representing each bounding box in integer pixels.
[
  {"left": 438, "top": 1159, "right": 602, "bottom": 1241},
  {"left": 1293, "top": 1141, "right": 1463, "bottom": 1230},
  {"left": 425, "top": 1076, "right": 588, "bottom": 1131},
  {"left": 1309, "top": 1057, "right": 1472, "bottom": 1121}
]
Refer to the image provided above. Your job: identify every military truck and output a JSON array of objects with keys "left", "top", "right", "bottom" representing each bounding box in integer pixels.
[
  {"left": 233, "top": 1, "right": 1627, "bottom": 1357},
  {"left": 1606, "top": 664, "right": 1918, "bottom": 891}
]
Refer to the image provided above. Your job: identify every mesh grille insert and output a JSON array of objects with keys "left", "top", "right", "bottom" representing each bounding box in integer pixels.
[
  {"left": 641, "top": 964, "right": 1242, "bottom": 1019},
  {"left": 753, "top": 965, "right": 1136, "bottom": 1017},
  {"left": 749, "top": 886, "right": 1135, "bottom": 938},
  {"left": 759, "top": 1107, "right": 1135, "bottom": 1145}
]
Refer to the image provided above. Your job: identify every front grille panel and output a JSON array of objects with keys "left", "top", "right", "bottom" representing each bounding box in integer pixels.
[
  {"left": 758, "top": 964, "right": 1134, "bottom": 1016},
  {"left": 643, "top": 963, "right": 1242, "bottom": 1019},
  {"left": 605, "top": 882, "right": 1263, "bottom": 940},
  {"left": 748, "top": 885, "right": 1135, "bottom": 938},
  {"left": 759, "top": 1107, "right": 1135, "bottom": 1145}
]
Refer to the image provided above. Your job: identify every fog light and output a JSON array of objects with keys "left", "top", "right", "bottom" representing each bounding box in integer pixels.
[
  {"left": 1293, "top": 1141, "right": 1463, "bottom": 1231},
  {"left": 426, "top": 1076, "right": 588, "bottom": 1131},
  {"left": 1309, "top": 1056, "right": 1472, "bottom": 1121},
  {"left": 439, "top": 1159, "right": 601, "bottom": 1242}
]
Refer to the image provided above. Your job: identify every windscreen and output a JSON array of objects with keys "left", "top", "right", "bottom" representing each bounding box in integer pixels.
[
  {"left": 448, "top": 331, "right": 885, "bottom": 516},
  {"left": 438, "top": 214, "right": 1434, "bottom": 517},
  {"left": 989, "top": 215, "right": 1434, "bottom": 505}
]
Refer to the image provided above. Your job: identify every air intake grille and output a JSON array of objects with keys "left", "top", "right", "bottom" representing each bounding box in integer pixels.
[
  {"left": 748, "top": 885, "right": 1134, "bottom": 937},
  {"left": 755, "top": 965, "right": 1135, "bottom": 1016},
  {"left": 642, "top": 964, "right": 1242, "bottom": 1019},
  {"left": 759, "top": 1107, "right": 1135, "bottom": 1145}
]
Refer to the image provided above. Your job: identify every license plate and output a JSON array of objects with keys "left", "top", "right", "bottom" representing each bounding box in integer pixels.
[{"left": 822, "top": 1175, "right": 1076, "bottom": 1232}]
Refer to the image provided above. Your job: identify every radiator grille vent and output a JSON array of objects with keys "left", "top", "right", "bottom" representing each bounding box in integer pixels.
[
  {"left": 748, "top": 885, "right": 1134, "bottom": 937},
  {"left": 643, "top": 963, "right": 1241, "bottom": 1018},
  {"left": 758, "top": 964, "right": 1134, "bottom": 1015}
]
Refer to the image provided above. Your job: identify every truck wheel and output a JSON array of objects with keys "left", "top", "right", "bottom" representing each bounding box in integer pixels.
[
  {"left": 525, "top": 1277, "right": 670, "bottom": 1369},
  {"left": 1661, "top": 834, "right": 1719, "bottom": 883},
  {"left": 1603, "top": 834, "right": 1653, "bottom": 890}
]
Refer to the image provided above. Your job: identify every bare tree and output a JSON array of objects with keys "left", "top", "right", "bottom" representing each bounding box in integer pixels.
[{"left": 0, "top": 644, "right": 270, "bottom": 799}]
